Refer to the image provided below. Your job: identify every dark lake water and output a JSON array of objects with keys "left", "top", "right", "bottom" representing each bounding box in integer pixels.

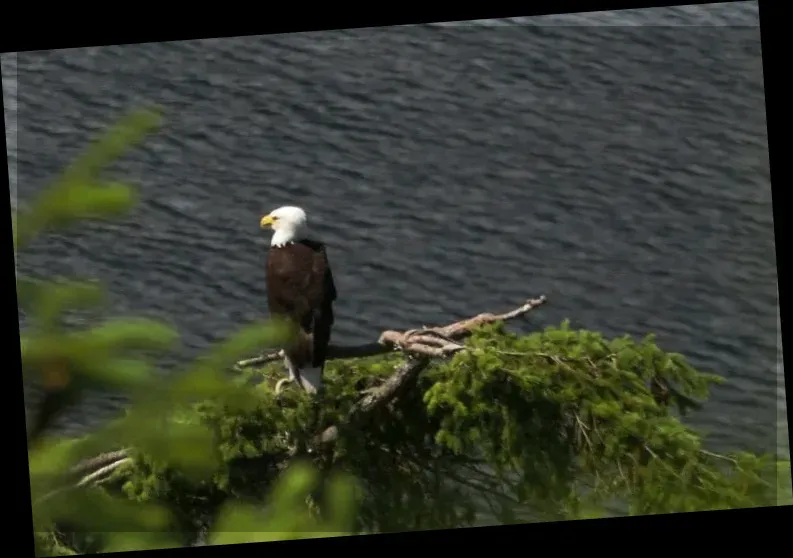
[{"left": 5, "top": 2, "right": 785, "bottom": 461}]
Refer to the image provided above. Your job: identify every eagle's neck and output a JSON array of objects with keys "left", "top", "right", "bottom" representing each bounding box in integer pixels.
[{"left": 271, "top": 229, "right": 305, "bottom": 248}]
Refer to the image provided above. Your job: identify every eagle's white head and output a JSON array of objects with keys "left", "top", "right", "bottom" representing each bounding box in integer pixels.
[{"left": 260, "top": 205, "right": 308, "bottom": 247}]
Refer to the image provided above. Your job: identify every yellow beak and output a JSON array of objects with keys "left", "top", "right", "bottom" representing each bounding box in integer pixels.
[{"left": 260, "top": 215, "right": 274, "bottom": 229}]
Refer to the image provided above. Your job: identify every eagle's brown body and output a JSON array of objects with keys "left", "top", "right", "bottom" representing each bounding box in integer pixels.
[{"left": 266, "top": 238, "right": 336, "bottom": 388}]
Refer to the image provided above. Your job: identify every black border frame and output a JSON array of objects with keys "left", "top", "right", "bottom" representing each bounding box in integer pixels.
[{"left": 2, "top": 0, "right": 787, "bottom": 555}]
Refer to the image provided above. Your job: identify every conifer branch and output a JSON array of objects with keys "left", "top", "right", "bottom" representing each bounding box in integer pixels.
[
  {"left": 69, "top": 296, "right": 549, "bottom": 486},
  {"left": 295, "top": 296, "right": 549, "bottom": 452}
]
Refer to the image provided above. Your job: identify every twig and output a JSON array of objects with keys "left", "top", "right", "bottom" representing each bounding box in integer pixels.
[
  {"left": 699, "top": 449, "right": 739, "bottom": 465},
  {"left": 232, "top": 350, "right": 284, "bottom": 371},
  {"left": 34, "top": 455, "right": 132, "bottom": 506},
  {"left": 574, "top": 412, "right": 594, "bottom": 451},
  {"left": 616, "top": 459, "right": 628, "bottom": 483},
  {"left": 68, "top": 448, "right": 131, "bottom": 479},
  {"left": 75, "top": 457, "right": 132, "bottom": 487}
]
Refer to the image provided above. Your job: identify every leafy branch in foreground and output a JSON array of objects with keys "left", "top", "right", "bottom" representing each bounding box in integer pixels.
[{"left": 21, "top": 109, "right": 358, "bottom": 557}]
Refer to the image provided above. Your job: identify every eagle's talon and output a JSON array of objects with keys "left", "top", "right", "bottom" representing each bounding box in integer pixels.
[{"left": 275, "top": 377, "right": 293, "bottom": 396}]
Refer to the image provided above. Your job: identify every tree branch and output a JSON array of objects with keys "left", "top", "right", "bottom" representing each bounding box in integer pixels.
[
  {"left": 236, "top": 295, "right": 548, "bottom": 369},
  {"left": 302, "top": 356, "right": 431, "bottom": 453},
  {"left": 66, "top": 295, "right": 549, "bottom": 486},
  {"left": 67, "top": 448, "right": 131, "bottom": 479},
  {"left": 298, "top": 295, "right": 548, "bottom": 452}
]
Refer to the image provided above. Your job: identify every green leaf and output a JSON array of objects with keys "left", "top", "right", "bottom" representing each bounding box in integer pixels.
[
  {"left": 20, "top": 278, "right": 106, "bottom": 330},
  {"left": 59, "top": 108, "right": 162, "bottom": 186},
  {"left": 268, "top": 461, "right": 319, "bottom": 510},
  {"left": 43, "top": 487, "right": 172, "bottom": 533},
  {"left": 184, "top": 321, "right": 291, "bottom": 388},
  {"left": 82, "top": 318, "right": 180, "bottom": 354},
  {"left": 209, "top": 503, "right": 289, "bottom": 545},
  {"left": 89, "top": 358, "right": 155, "bottom": 391},
  {"left": 28, "top": 438, "right": 81, "bottom": 480},
  {"left": 94, "top": 411, "right": 220, "bottom": 481},
  {"left": 15, "top": 107, "right": 162, "bottom": 249},
  {"left": 33, "top": 181, "right": 136, "bottom": 232},
  {"left": 209, "top": 463, "right": 326, "bottom": 545},
  {"left": 776, "top": 460, "right": 792, "bottom": 506},
  {"left": 323, "top": 472, "right": 360, "bottom": 532},
  {"left": 101, "top": 533, "right": 181, "bottom": 554}
]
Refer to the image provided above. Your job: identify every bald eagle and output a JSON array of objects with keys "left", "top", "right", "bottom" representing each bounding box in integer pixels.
[{"left": 259, "top": 206, "right": 337, "bottom": 395}]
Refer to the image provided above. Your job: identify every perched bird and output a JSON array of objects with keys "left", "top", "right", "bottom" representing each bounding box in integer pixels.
[{"left": 259, "top": 206, "right": 337, "bottom": 395}]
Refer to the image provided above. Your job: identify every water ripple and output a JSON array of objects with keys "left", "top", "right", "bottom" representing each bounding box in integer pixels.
[{"left": 10, "top": 9, "right": 778, "bottom": 454}]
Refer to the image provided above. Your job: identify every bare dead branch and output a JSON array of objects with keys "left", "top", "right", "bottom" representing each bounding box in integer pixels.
[
  {"left": 34, "top": 452, "right": 133, "bottom": 506},
  {"left": 234, "top": 350, "right": 284, "bottom": 370},
  {"left": 303, "top": 357, "right": 432, "bottom": 452},
  {"left": 236, "top": 295, "right": 547, "bottom": 369},
  {"left": 433, "top": 295, "right": 548, "bottom": 339},
  {"left": 68, "top": 448, "right": 131, "bottom": 478},
  {"left": 350, "top": 357, "right": 430, "bottom": 415},
  {"left": 75, "top": 457, "right": 132, "bottom": 487}
]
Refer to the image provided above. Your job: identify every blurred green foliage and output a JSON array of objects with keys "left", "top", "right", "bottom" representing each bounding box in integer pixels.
[
  {"left": 20, "top": 109, "right": 790, "bottom": 556},
  {"left": 21, "top": 109, "right": 358, "bottom": 556}
]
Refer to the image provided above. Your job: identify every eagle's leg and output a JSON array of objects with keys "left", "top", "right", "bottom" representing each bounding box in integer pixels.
[
  {"left": 284, "top": 354, "right": 298, "bottom": 382},
  {"left": 274, "top": 354, "right": 299, "bottom": 398},
  {"left": 275, "top": 355, "right": 302, "bottom": 448},
  {"left": 306, "top": 396, "right": 323, "bottom": 455},
  {"left": 284, "top": 355, "right": 300, "bottom": 382}
]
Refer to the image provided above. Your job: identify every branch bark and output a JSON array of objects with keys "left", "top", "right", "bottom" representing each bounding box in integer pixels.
[
  {"left": 236, "top": 295, "right": 548, "bottom": 368},
  {"left": 67, "top": 295, "right": 548, "bottom": 486}
]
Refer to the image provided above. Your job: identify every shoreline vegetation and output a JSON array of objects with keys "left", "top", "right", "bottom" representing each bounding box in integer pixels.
[{"left": 19, "top": 109, "right": 791, "bottom": 556}]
